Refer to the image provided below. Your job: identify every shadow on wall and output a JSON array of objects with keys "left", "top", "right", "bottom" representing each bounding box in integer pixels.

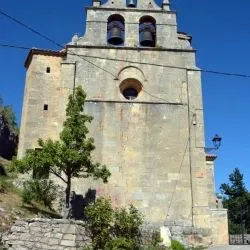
[{"left": 70, "top": 188, "right": 96, "bottom": 220}]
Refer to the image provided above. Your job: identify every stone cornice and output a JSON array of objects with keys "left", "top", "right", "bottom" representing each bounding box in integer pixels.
[
  {"left": 24, "top": 49, "right": 66, "bottom": 68},
  {"left": 86, "top": 7, "right": 176, "bottom": 14},
  {"left": 66, "top": 45, "right": 196, "bottom": 53}
]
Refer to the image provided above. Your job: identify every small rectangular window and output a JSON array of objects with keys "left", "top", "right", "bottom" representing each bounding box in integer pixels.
[
  {"left": 46, "top": 67, "right": 51, "bottom": 73},
  {"left": 44, "top": 104, "right": 48, "bottom": 111}
]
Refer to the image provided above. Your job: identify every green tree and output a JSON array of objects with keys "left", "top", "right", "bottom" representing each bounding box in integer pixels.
[
  {"left": 0, "top": 96, "right": 18, "bottom": 159},
  {"left": 13, "top": 87, "right": 111, "bottom": 212},
  {"left": 0, "top": 96, "right": 18, "bottom": 134},
  {"left": 220, "top": 168, "right": 250, "bottom": 234}
]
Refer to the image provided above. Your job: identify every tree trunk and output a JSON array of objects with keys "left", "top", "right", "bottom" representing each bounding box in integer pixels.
[
  {"left": 65, "top": 177, "right": 71, "bottom": 208},
  {"left": 61, "top": 177, "right": 71, "bottom": 219}
]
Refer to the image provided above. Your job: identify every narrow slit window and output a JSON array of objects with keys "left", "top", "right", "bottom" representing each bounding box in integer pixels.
[
  {"left": 44, "top": 104, "right": 48, "bottom": 111},
  {"left": 46, "top": 67, "right": 51, "bottom": 73}
]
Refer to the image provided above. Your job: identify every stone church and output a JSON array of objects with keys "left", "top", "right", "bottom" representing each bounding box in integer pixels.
[{"left": 18, "top": 0, "right": 228, "bottom": 245}]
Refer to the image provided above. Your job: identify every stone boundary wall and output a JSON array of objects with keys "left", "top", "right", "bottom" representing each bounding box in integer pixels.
[
  {"left": 2, "top": 219, "right": 91, "bottom": 250},
  {"left": 1, "top": 218, "right": 226, "bottom": 249},
  {"left": 2, "top": 218, "right": 158, "bottom": 250}
]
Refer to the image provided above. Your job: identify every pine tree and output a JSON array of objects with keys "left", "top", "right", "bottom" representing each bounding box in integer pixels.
[
  {"left": 13, "top": 87, "right": 111, "bottom": 213},
  {"left": 220, "top": 168, "right": 250, "bottom": 234}
]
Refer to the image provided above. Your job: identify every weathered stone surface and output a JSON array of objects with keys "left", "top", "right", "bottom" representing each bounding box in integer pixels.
[
  {"left": 63, "top": 234, "right": 75, "bottom": 241},
  {"left": 3, "top": 219, "right": 91, "bottom": 250},
  {"left": 61, "top": 240, "right": 76, "bottom": 247},
  {"left": 210, "top": 209, "right": 229, "bottom": 245},
  {"left": 60, "top": 224, "right": 76, "bottom": 234}
]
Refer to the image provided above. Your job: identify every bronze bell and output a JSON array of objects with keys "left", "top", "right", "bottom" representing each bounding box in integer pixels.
[
  {"left": 108, "top": 26, "right": 124, "bottom": 45},
  {"left": 127, "top": 0, "right": 137, "bottom": 7},
  {"left": 140, "top": 30, "right": 154, "bottom": 47}
]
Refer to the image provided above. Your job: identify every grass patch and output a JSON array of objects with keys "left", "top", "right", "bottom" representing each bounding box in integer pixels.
[
  {"left": 0, "top": 156, "right": 61, "bottom": 233},
  {"left": 22, "top": 202, "right": 61, "bottom": 219},
  {"left": 140, "top": 247, "right": 169, "bottom": 250}
]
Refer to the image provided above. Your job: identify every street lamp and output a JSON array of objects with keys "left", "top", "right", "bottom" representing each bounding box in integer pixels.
[
  {"left": 212, "top": 134, "right": 222, "bottom": 150},
  {"left": 205, "top": 134, "right": 222, "bottom": 153}
]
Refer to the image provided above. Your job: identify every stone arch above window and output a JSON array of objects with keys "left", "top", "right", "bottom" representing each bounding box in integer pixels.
[
  {"left": 107, "top": 14, "right": 125, "bottom": 46},
  {"left": 139, "top": 16, "right": 156, "bottom": 47},
  {"left": 101, "top": 0, "right": 161, "bottom": 10},
  {"left": 116, "top": 66, "right": 147, "bottom": 83}
]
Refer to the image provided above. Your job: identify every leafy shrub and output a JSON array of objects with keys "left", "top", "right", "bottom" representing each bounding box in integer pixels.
[
  {"left": 22, "top": 179, "right": 57, "bottom": 209},
  {"left": 171, "top": 240, "right": 186, "bottom": 250},
  {"left": 104, "top": 237, "right": 135, "bottom": 250},
  {"left": 84, "top": 197, "right": 143, "bottom": 250},
  {"left": 151, "top": 231, "right": 162, "bottom": 247},
  {"left": 84, "top": 198, "right": 113, "bottom": 249},
  {"left": 113, "top": 205, "right": 143, "bottom": 248}
]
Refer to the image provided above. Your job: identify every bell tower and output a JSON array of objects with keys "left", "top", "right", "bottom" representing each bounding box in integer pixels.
[
  {"left": 68, "top": 0, "right": 199, "bottom": 227},
  {"left": 18, "top": 0, "right": 229, "bottom": 246}
]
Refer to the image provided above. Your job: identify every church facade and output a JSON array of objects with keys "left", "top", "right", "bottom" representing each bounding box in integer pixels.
[{"left": 18, "top": 0, "right": 228, "bottom": 245}]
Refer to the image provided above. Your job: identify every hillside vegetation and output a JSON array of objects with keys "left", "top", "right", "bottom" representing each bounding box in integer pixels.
[
  {"left": 0, "top": 97, "right": 18, "bottom": 160},
  {"left": 0, "top": 157, "right": 60, "bottom": 234}
]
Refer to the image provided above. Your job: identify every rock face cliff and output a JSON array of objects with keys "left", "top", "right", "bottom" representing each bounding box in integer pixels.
[{"left": 0, "top": 113, "right": 18, "bottom": 160}]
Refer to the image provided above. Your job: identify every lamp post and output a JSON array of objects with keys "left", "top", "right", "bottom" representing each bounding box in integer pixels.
[
  {"left": 212, "top": 134, "right": 222, "bottom": 149},
  {"left": 205, "top": 134, "right": 222, "bottom": 153}
]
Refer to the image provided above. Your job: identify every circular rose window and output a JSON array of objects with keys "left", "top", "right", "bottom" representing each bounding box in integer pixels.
[{"left": 120, "top": 79, "right": 142, "bottom": 100}]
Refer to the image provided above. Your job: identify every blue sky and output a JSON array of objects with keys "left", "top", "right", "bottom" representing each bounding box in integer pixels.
[{"left": 1, "top": 0, "right": 250, "bottom": 191}]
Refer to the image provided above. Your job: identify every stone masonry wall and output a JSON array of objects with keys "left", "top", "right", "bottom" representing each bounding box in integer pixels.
[
  {"left": 2, "top": 219, "right": 91, "bottom": 250},
  {"left": 1, "top": 219, "right": 167, "bottom": 249},
  {"left": 210, "top": 209, "right": 229, "bottom": 245}
]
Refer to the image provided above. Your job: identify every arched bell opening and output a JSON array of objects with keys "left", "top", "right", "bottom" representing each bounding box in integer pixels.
[
  {"left": 107, "top": 14, "right": 125, "bottom": 46},
  {"left": 139, "top": 16, "right": 156, "bottom": 47},
  {"left": 119, "top": 78, "right": 142, "bottom": 100},
  {"left": 126, "top": 0, "right": 137, "bottom": 7}
]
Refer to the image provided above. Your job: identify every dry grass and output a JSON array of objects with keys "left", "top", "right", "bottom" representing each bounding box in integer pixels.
[
  {"left": 0, "top": 156, "right": 60, "bottom": 233},
  {"left": 0, "top": 190, "right": 25, "bottom": 233},
  {"left": 0, "top": 185, "right": 61, "bottom": 233}
]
